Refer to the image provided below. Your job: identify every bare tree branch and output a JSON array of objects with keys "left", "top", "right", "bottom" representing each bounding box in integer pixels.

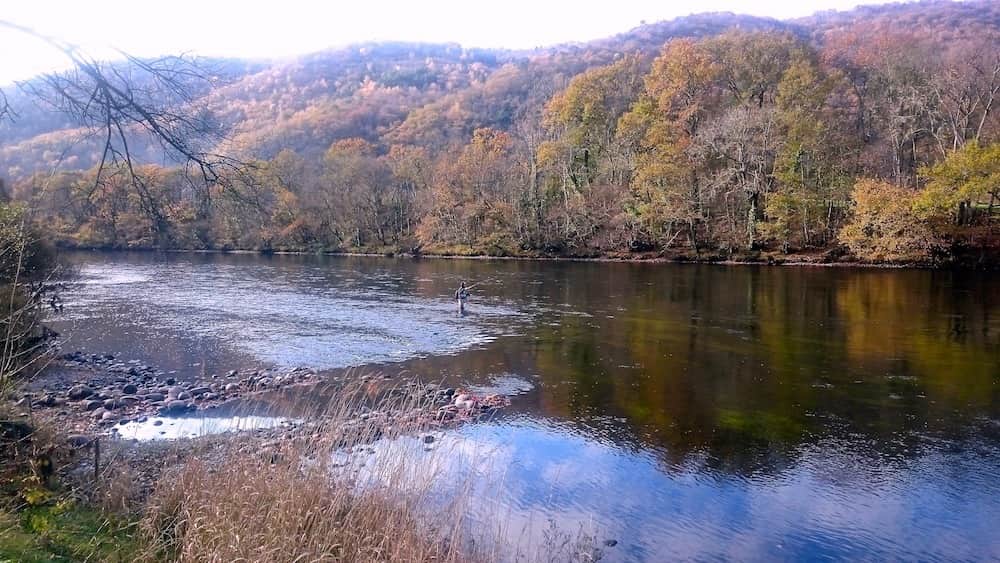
[{"left": 0, "top": 19, "right": 250, "bottom": 223}]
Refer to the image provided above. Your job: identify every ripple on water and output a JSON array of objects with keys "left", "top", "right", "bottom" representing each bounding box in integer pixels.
[
  {"left": 333, "top": 417, "right": 1000, "bottom": 561},
  {"left": 56, "top": 262, "right": 526, "bottom": 370}
]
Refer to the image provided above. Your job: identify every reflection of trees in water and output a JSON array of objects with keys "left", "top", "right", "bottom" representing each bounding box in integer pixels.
[
  {"left": 67, "top": 252, "right": 1000, "bottom": 476},
  {"left": 519, "top": 265, "right": 1000, "bottom": 474}
]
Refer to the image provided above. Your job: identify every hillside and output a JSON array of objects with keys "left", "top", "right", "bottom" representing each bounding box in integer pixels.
[
  {"left": 3, "top": 0, "right": 999, "bottom": 265},
  {"left": 1, "top": 13, "right": 794, "bottom": 176}
]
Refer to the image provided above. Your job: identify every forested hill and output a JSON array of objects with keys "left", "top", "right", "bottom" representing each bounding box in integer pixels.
[
  {"left": 0, "top": 12, "right": 789, "bottom": 173},
  {"left": 5, "top": 0, "right": 1000, "bottom": 265}
]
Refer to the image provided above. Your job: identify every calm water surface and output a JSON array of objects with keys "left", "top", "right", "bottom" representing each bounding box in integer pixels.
[{"left": 51, "top": 251, "right": 1000, "bottom": 561}]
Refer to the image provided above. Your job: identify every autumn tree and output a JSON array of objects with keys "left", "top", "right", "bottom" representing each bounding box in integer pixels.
[
  {"left": 618, "top": 38, "right": 723, "bottom": 251},
  {"left": 322, "top": 139, "right": 393, "bottom": 247},
  {"left": 418, "top": 128, "right": 515, "bottom": 251},
  {"left": 916, "top": 141, "right": 1000, "bottom": 226},
  {"left": 839, "top": 179, "right": 940, "bottom": 263}
]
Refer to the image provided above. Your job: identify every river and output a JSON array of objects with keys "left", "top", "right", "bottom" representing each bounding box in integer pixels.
[{"left": 50, "top": 251, "right": 1000, "bottom": 561}]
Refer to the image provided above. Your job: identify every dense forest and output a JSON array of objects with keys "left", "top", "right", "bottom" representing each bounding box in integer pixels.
[{"left": 3, "top": 1, "right": 1000, "bottom": 264}]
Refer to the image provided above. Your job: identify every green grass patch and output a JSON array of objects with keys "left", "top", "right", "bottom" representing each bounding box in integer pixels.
[{"left": 0, "top": 500, "right": 138, "bottom": 563}]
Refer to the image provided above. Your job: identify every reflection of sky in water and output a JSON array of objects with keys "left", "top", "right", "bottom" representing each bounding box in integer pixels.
[
  {"left": 114, "top": 414, "right": 292, "bottom": 440},
  {"left": 352, "top": 417, "right": 1000, "bottom": 562},
  {"left": 56, "top": 261, "right": 524, "bottom": 370},
  {"left": 51, "top": 252, "right": 1000, "bottom": 561}
]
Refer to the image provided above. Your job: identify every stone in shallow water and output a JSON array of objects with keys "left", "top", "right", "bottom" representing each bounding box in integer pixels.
[{"left": 160, "top": 400, "right": 192, "bottom": 415}]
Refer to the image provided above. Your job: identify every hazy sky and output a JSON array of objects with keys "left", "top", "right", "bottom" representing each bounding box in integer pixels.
[{"left": 1, "top": 0, "right": 896, "bottom": 83}]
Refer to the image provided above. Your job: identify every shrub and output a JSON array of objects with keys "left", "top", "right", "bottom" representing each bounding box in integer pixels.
[{"left": 838, "top": 179, "right": 941, "bottom": 263}]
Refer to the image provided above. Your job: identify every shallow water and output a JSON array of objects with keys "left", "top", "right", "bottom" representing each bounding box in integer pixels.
[
  {"left": 113, "top": 413, "right": 292, "bottom": 441},
  {"left": 51, "top": 251, "right": 1000, "bottom": 560}
]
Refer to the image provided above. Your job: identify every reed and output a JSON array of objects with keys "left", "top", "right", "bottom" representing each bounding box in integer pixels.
[{"left": 138, "top": 381, "right": 484, "bottom": 562}]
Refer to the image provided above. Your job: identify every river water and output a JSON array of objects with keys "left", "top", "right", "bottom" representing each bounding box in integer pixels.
[{"left": 51, "top": 251, "right": 1000, "bottom": 561}]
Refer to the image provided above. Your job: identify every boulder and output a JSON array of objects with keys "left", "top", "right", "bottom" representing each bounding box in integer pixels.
[
  {"left": 160, "top": 400, "right": 192, "bottom": 415},
  {"left": 67, "top": 385, "right": 94, "bottom": 401},
  {"left": 122, "top": 383, "right": 138, "bottom": 395},
  {"left": 145, "top": 393, "right": 165, "bottom": 403},
  {"left": 83, "top": 400, "right": 103, "bottom": 411},
  {"left": 189, "top": 386, "right": 211, "bottom": 397}
]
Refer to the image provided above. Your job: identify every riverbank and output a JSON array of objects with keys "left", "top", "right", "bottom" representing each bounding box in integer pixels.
[
  {"left": 2, "top": 352, "right": 524, "bottom": 562},
  {"left": 20, "top": 350, "right": 510, "bottom": 444},
  {"left": 56, "top": 241, "right": 955, "bottom": 269}
]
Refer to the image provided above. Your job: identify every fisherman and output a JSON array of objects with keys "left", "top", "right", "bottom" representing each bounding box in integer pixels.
[{"left": 455, "top": 281, "right": 471, "bottom": 312}]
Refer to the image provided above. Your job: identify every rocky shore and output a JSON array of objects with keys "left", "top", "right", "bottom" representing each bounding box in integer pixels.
[
  {"left": 19, "top": 351, "right": 326, "bottom": 434},
  {"left": 9, "top": 350, "right": 514, "bottom": 512},
  {"left": 18, "top": 350, "right": 511, "bottom": 455}
]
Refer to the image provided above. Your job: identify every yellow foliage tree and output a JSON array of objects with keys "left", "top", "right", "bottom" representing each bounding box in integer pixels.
[{"left": 839, "top": 179, "right": 940, "bottom": 263}]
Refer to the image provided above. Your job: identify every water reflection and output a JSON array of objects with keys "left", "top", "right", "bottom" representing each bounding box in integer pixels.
[
  {"left": 50, "top": 251, "right": 1000, "bottom": 559},
  {"left": 114, "top": 413, "right": 292, "bottom": 441},
  {"left": 350, "top": 415, "right": 1000, "bottom": 561}
]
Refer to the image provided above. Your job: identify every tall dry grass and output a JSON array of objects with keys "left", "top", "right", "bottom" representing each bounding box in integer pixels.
[{"left": 137, "top": 381, "right": 484, "bottom": 562}]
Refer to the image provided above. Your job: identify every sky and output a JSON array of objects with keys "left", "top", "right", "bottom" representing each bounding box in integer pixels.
[{"left": 1, "top": 0, "right": 897, "bottom": 84}]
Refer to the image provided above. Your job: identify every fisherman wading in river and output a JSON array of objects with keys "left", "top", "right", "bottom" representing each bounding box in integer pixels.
[{"left": 455, "top": 282, "right": 473, "bottom": 313}]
